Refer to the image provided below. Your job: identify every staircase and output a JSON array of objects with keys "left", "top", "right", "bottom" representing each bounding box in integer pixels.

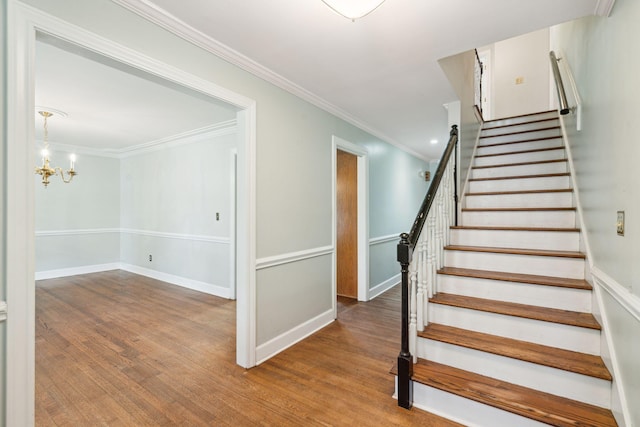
[{"left": 396, "top": 111, "right": 618, "bottom": 426}]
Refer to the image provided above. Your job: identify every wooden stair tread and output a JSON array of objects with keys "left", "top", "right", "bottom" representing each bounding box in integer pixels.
[
  {"left": 419, "top": 324, "right": 611, "bottom": 380},
  {"left": 438, "top": 266, "right": 591, "bottom": 290},
  {"left": 445, "top": 245, "right": 585, "bottom": 259},
  {"left": 470, "top": 172, "right": 570, "bottom": 182},
  {"left": 478, "top": 135, "right": 562, "bottom": 148},
  {"left": 481, "top": 117, "right": 559, "bottom": 131},
  {"left": 466, "top": 189, "right": 573, "bottom": 196},
  {"left": 451, "top": 225, "right": 580, "bottom": 232},
  {"left": 479, "top": 126, "right": 560, "bottom": 139},
  {"left": 483, "top": 110, "right": 557, "bottom": 124},
  {"left": 407, "top": 359, "right": 617, "bottom": 427},
  {"left": 462, "top": 207, "right": 575, "bottom": 212},
  {"left": 475, "top": 146, "right": 564, "bottom": 158},
  {"left": 430, "top": 293, "right": 601, "bottom": 330},
  {"left": 472, "top": 158, "right": 567, "bottom": 170}
]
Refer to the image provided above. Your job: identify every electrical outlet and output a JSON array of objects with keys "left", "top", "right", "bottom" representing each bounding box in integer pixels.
[
  {"left": 515, "top": 76, "right": 525, "bottom": 85},
  {"left": 149, "top": 254, "right": 153, "bottom": 262},
  {"left": 617, "top": 211, "right": 625, "bottom": 236}
]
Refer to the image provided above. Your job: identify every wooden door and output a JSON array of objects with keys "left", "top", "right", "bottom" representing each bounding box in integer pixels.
[{"left": 337, "top": 149, "right": 358, "bottom": 298}]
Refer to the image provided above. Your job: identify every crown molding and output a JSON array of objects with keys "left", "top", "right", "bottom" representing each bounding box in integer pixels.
[
  {"left": 594, "top": 0, "right": 615, "bottom": 16},
  {"left": 44, "top": 119, "right": 237, "bottom": 158},
  {"left": 109, "top": 0, "right": 427, "bottom": 161}
]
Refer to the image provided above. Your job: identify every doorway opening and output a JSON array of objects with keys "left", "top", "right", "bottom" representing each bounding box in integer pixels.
[
  {"left": 6, "top": 5, "right": 257, "bottom": 424},
  {"left": 332, "top": 136, "right": 369, "bottom": 316}
]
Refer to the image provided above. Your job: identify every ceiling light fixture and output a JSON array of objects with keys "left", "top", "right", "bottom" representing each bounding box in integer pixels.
[
  {"left": 35, "top": 111, "right": 77, "bottom": 188},
  {"left": 430, "top": 139, "right": 438, "bottom": 145},
  {"left": 321, "top": 0, "right": 387, "bottom": 21}
]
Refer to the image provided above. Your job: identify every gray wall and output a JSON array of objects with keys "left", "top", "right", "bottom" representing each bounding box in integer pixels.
[
  {"left": 21, "top": 0, "right": 429, "bottom": 353},
  {"left": 366, "top": 138, "right": 430, "bottom": 290},
  {"left": 120, "top": 133, "right": 236, "bottom": 289},
  {"left": 35, "top": 151, "right": 120, "bottom": 271},
  {"left": 551, "top": 2, "right": 640, "bottom": 424},
  {"left": 439, "top": 50, "right": 481, "bottom": 190},
  {"left": 0, "top": 0, "right": 7, "bottom": 423},
  {"left": 492, "top": 29, "right": 551, "bottom": 118}
]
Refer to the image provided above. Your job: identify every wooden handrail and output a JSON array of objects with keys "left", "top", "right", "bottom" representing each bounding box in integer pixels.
[{"left": 396, "top": 124, "right": 458, "bottom": 409}]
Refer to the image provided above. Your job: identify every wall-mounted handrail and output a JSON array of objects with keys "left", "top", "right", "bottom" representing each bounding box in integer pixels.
[
  {"left": 550, "top": 51, "right": 570, "bottom": 115},
  {"left": 396, "top": 124, "right": 458, "bottom": 409}
]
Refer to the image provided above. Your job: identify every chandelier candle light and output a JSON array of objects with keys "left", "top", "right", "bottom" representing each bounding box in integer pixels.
[
  {"left": 321, "top": 0, "right": 386, "bottom": 21},
  {"left": 35, "top": 111, "right": 77, "bottom": 188}
]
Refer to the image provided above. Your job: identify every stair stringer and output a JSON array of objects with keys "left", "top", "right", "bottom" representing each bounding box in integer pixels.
[{"left": 559, "top": 114, "right": 630, "bottom": 427}]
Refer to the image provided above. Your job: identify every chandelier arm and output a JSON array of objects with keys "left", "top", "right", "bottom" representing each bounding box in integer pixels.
[{"left": 54, "top": 167, "right": 77, "bottom": 184}]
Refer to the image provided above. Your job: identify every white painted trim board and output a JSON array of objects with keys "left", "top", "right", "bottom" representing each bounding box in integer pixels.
[{"left": 255, "top": 309, "right": 334, "bottom": 365}]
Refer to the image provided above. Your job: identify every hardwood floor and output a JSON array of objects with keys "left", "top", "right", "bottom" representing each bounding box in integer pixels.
[{"left": 36, "top": 270, "right": 459, "bottom": 426}]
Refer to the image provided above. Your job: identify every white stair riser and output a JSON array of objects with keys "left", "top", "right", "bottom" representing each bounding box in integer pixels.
[
  {"left": 461, "top": 210, "right": 575, "bottom": 228},
  {"left": 450, "top": 229, "right": 580, "bottom": 252},
  {"left": 472, "top": 161, "right": 567, "bottom": 179},
  {"left": 417, "top": 339, "right": 611, "bottom": 408},
  {"left": 402, "top": 379, "right": 550, "bottom": 427},
  {"left": 437, "top": 275, "right": 591, "bottom": 312},
  {"left": 476, "top": 138, "right": 563, "bottom": 156},
  {"left": 469, "top": 176, "right": 571, "bottom": 193},
  {"left": 479, "top": 128, "right": 561, "bottom": 145},
  {"left": 464, "top": 192, "right": 573, "bottom": 209},
  {"left": 428, "top": 303, "right": 600, "bottom": 354},
  {"left": 444, "top": 250, "right": 585, "bottom": 279},
  {"left": 481, "top": 121, "right": 559, "bottom": 137},
  {"left": 484, "top": 112, "right": 558, "bottom": 128},
  {"left": 474, "top": 149, "right": 565, "bottom": 167}
]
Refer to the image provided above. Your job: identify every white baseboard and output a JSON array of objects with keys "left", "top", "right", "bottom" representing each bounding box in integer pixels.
[
  {"left": 369, "top": 273, "right": 400, "bottom": 300},
  {"left": 255, "top": 308, "right": 334, "bottom": 365},
  {"left": 119, "top": 263, "right": 232, "bottom": 299},
  {"left": 35, "top": 263, "right": 121, "bottom": 280}
]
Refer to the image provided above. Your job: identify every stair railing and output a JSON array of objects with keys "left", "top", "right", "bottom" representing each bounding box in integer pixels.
[
  {"left": 549, "top": 51, "right": 570, "bottom": 115},
  {"left": 396, "top": 125, "right": 458, "bottom": 409},
  {"left": 474, "top": 49, "right": 483, "bottom": 117}
]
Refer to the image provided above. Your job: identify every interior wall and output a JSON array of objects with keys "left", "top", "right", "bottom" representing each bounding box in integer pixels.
[
  {"left": 34, "top": 131, "right": 236, "bottom": 298},
  {"left": 120, "top": 132, "right": 235, "bottom": 291},
  {"left": 439, "top": 50, "right": 480, "bottom": 191},
  {"left": 35, "top": 151, "right": 120, "bottom": 273},
  {"left": 551, "top": 1, "right": 640, "bottom": 424},
  {"left": 492, "top": 29, "right": 551, "bottom": 118}
]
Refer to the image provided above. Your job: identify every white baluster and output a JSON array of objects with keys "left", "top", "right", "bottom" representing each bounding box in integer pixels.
[
  {"left": 409, "top": 265, "right": 418, "bottom": 363},
  {"left": 420, "top": 232, "right": 428, "bottom": 328},
  {"left": 427, "top": 214, "right": 436, "bottom": 297},
  {"left": 416, "top": 231, "right": 426, "bottom": 332}
]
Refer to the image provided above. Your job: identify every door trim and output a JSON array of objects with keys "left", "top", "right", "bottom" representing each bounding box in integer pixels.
[
  {"left": 332, "top": 136, "right": 369, "bottom": 312},
  {"left": 6, "top": 3, "right": 257, "bottom": 425}
]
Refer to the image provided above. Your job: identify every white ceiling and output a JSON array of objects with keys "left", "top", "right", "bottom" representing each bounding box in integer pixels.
[
  {"left": 113, "top": 0, "right": 600, "bottom": 160},
  {"left": 36, "top": 0, "right": 601, "bottom": 160},
  {"left": 35, "top": 34, "right": 238, "bottom": 152}
]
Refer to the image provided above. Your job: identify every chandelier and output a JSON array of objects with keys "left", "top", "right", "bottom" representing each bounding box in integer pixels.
[
  {"left": 321, "top": 0, "right": 386, "bottom": 21},
  {"left": 35, "top": 110, "right": 77, "bottom": 188}
]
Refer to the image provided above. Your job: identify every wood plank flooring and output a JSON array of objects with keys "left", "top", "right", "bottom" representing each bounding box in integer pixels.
[{"left": 36, "top": 270, "right": 459, "bottom": 426}]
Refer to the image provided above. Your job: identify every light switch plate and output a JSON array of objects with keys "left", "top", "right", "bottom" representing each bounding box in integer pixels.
[{"left": 617, "top": 211, "right": 625, "bottom": 236}]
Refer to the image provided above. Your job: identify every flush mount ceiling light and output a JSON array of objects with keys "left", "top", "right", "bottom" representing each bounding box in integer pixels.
[
  {"left": 321, "top": 0, "right": 387, "bottom": 21},
  {"left": 430, "top": 139, "right": 439, "bottom": 145}
]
